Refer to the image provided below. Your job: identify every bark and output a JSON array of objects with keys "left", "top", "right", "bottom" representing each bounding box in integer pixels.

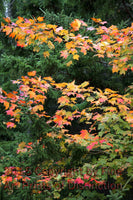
[{"left": 2, "top": 0, "right": 12, "bottom": 18}]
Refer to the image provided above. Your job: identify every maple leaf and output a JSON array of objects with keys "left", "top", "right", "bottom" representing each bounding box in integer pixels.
[
  {"left": 92, "top": 113, "right": 102, "bottom": 120},
  {"left": 60, "top": 50, "right": 69, "bottom": 59},
  {"left": 105, "top": 107, "right": 117, "bottom": 112},
  {"left": 99, "top": 97, "right": 107, "bottom": 103},
  {"left": 37, "top": 17, "right": 44, "bottom": 22},
  {"left": 19, "top": 85, "right": 29, "bottom": 92},
  {"left": 80, "top": 130, "right": 89, "bottom": 139},
  {"left": 54, "top": 37, "right": 62, "bottom": 43},
  {"left": 16, "top": 41, "right": 25, "bottom": 48},
  {"left": 66, "top": 61, "right": 73, "bottom": 67},
  {"left": 87, "top": 26, "right": 95, "bottom": 31},
  {"left": 16, "top": 16, "right": 24, "bottom": 24},
  {"left": 80, "top": 81, "right": 89, "bottom": 88},
  {"left": 6, "top": 122, "right": 16, "bottom": 128},
  {"left": 6, "top": 177, "right": 13, "bottom": 182},
  {"left": 28, "top": 91, "right": 36, "bottom": 99},
  {"left": 3, "top": 101, "right": 9, "bottom": 110},
  {"left": 33, "top": 46, "right": 40, "bottom": 52},
  {"left": 91, "top": 18, "right": 107, "bottom": 25},
  {"left": 100, "top": 21, "right": 107, "bottom": 25},
  {"left": 9, "top": 32, "right": 16, "bottom": 38},
  {"left": 6, "top": 109, "right": 14, "bottom": 116},
  {"left": 14, "top": 108, "right": 21, "bottom": 117},
  {"left": 27, "top": 71, "right": 36, "bottom": 76},
  {"left": 106, "top": 143, "right": 113, "bottom": 147},
  {"left": 3, "top": 26, "right": 12, "bottom": 35},
  {"left": 87, "top": 142, "right": 98, "bottom": 150},
  {"left": 58, "top": 96, "right": 70, "bottom": 104},
  {"left": 80, "top": 47, "right": 87, "bottom": 55},
  {"left": 43, "top": 51, "right": 50, "bottom": 58},
  {"left": 91, "top": 18, "right": 102, "bottom": 23},
  {"left": 55, "top": 26, "right": 63, "bottom": 33},
  {"left": 117, "top": 98, "right": 124, "bottom": 103},
  {"left": 80, "top": 20, "right": 87, "bottom": 27},
  {"left": 32, "top": 105, "right": 43, "bottom": 113},
  {"left": 53, "top": 115, "right": 63, "bottom": 126},
  {"left": 48, "top": 41, "right": 55, "bottom": 49},
  {"left": 104, "top": 88, "right": 117, "bottom": 94},
  {"left": 99, "top": 139, "right": 106, "bottom": 144},
  {"left": 76, "top": 94, "right": 85, "bottom": 99},
  {"left": 118, "top": 104, "right": 129, "bottom": 112},
  {"left": 18, "top": 141, "right": 26, "bottom": 149},
  {"left": 115, "top": 149, "right": 119, "bottom": 152},
  {"left": 73, "top": 54, "right": 79, "bottom": 60},
  {"left": 70, "top": 19, "right": 81, "bottom": 31},
  {"left": 3, "top": 17, "right": 11, "bottom": 23}
]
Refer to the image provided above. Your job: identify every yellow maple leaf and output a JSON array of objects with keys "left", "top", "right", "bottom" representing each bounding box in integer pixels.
[
  {"left": 104, "top": 88, "right": 117, "bottom": 94},
  {"left": 32, "top": 105, "right": 43, "bottom": 113},
  {"left": 3, "top": 101, "right": 9, "bottom": 110},
  {"left": 66, "top": 61, "right": 72, "bottom": 67},
  {"left": 18, "top": 141, "right": 26, "bottom": 149},
  {"left": 28, "top": 91, "right": 36, "bottom": 98},
  {"left": 73, "top": 54, "right": 79, "bottom": 60},
  {"left": 43, "top": 51, "right": 50, "bottom": 58},
  {"left": 48, "top": 41, "right": 55, "bottom": 49}
]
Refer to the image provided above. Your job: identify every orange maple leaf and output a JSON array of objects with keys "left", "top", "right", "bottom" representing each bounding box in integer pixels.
[
  {"left": 54, "top": 37, "right": 62, "bottom": 43},
  {"left": 53, "top": 115, "right": 63, "bottom": 126},
  {"left": 80, "top": 130, "right": 88, "bottom": 139},
  {"left": 37, "top": 17, "right": 44, "bottom": 22},
  {"left": 58, "top": 96, "right": 70, "bottom": 104},
  {"left": 9, "top": 32, "right": 15, "bottom": 38},
  {"left": 6, "top": 122, "right": 16, "bottom": 128},
  {"left": 70, "top": 19, "right": 81, "bottom": 31},
  {"left": 27, "top": 71, "right": 36, "bottom": 76},
  {"left": 91, "top": 18, "right": 107, "bottom": 25},
  {"left": 3, "top": 26, "right": 12, "bottom": 35},
  {"left": 16, "top": 16, "right": 24, "bottom": 24},
  {"left": 3, "top": 17, "right": 11, "bottom": 23}
]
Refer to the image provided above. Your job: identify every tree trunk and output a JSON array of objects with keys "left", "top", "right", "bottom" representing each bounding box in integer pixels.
[{"left": 3, "top": 0, "right": 12, "bottom": 18}]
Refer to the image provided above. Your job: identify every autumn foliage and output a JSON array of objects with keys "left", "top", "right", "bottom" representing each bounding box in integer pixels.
[
  {"left": 0, "top": 16, "right": 133, "bottom": 199},
  {"left": 1, "top": 16, "right": 133, "bottom": 74}
]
